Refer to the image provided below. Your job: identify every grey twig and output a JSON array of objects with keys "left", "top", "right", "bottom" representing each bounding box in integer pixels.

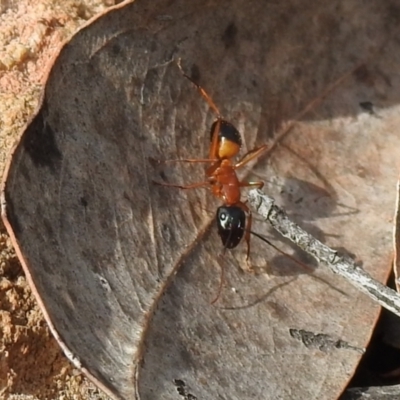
[{"left": 247, "top": 189, "right": 400, "bottom": 317}]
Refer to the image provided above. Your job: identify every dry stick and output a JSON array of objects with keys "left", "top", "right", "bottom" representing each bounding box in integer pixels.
[{"left": 248, "top": 189, "right": 400, "bottom": 318}]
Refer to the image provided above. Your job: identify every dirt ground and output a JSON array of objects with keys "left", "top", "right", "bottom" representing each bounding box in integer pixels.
[{"left": 0, "top": 1, "right": 118, "bottom": 399}]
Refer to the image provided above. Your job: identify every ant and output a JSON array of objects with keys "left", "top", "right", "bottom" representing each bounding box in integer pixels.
[
  {"left": 152, "top": 59, "right": 357, "bottom": 303},
  {"left": 154, "top": 60, "right": 268, "bottom": 260}
]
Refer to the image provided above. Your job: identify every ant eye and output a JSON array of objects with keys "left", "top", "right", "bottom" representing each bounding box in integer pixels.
[{"left": 219, "top": 211, "right": 232, "bottom": 230}]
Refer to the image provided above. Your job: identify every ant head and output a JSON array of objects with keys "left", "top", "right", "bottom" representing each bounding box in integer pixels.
[
  {"left": 216, "top": 205, "right": 246, "bottom": 249},
  {"left": 210, "top": 119, "right": 242, "bottom": 159}
]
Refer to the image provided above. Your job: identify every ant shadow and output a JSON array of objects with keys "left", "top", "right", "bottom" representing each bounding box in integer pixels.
[
  {"left": 250, "top": 229, "right": 348, "bottom": 296},
  {"left": 218, "top": 278, "right": 297, "bottom": 310}
]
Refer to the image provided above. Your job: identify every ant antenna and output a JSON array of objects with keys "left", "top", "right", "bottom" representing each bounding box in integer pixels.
[
  {"left": 210, "top": 257, "right": 226, "bottom": 305},
  {"left": 176, "top": 58, "right": 222, "bottom": 118}
]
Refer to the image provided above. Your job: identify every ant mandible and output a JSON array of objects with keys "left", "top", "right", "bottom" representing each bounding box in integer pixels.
[{"left": 155, "top": 60, "right": 268, "bottom": 259}]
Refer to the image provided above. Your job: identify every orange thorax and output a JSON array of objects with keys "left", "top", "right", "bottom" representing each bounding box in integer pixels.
[{"left": 209, "top": 159, "right": 241, "bottom": 205}]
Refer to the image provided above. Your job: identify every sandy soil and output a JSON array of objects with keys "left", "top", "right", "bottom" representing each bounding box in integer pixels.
[{"left": 0, "top": 1, "right": 119, "bottom": 398}]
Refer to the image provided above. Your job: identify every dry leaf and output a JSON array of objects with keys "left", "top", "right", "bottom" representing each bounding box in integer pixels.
[{"left": 394, "top": 179, "right": 400, "bottom": 292}]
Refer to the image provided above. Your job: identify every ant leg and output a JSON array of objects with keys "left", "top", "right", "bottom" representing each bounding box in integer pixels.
[
  {"left": 234, "top": 144, "right": 268, "bottom": 170},
  {"left": 236, "top": 202, "right": 253, "bottom": 266},
  {"left": 176, "top": 60, "right": 224, "bottom": 160},
  {"left": 176, "top": 59, "right": 222, "bottom": 117},
  {"left": 163, "top": 158, "right": 217, "bottom": 164},
  {"left": 239, "top": 181, "right": 264, "bottom": 190},
  {"left": 210, "top": 257, "right": 226, "bottom": 305},
  {"left": 152, "top": 180, "right": 209, "bottom": 190},
  {"left": 245, "top": 211, "right": 252, "bottom": 262}
]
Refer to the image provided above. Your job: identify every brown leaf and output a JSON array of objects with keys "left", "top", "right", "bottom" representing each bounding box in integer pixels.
[
  {"left": 394, "top": 179, "right": 400, "bottom": 292},
  {"left": 2, "top": 0, "right": 400, "bottom": 399}
]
